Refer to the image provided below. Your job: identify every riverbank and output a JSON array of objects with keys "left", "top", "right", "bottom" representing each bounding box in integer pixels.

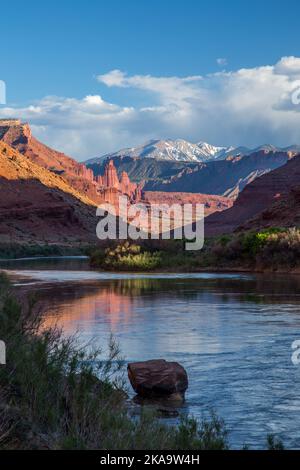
[
  {"left": 0, "top": 243, "right": 92, "bottom": 260},
  {"left": 89, "top": 228, "right": 300, "bottom": 274},
  {"left": 2, "top": 227, "right": 300, "bottom": 275}
]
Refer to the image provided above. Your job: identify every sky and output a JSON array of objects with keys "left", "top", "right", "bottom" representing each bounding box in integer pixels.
[{"left": 1, "top": 0, "right": 300, "bottom": 159}]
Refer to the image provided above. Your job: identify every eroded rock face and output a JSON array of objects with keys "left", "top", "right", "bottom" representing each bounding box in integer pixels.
[
  {"left": 0, "top": 141, "right": 98, "bottom": 245},
  {"left": 96, "top": 160, "right": 140, "bottom": 207},
  {"left": 0, "top": 119, "right": 104, "bottom": 205},
  {"left": 128, "top": 359, "right": 188, "bottom": 401},
  {"left": 120, "top": 170, "right": 137, "bottom": 196},
  {"left": 0, "top": 121, "right": 139, "bottom": 208},
  {"left": 103, "top": 159, "right": 120, "bottom": 190},
  {"left": 143, "top": 191, "right": 233, "bottom": 216},
  {"left": 205, "top": 154, "right": 300, "bottom": 236}
]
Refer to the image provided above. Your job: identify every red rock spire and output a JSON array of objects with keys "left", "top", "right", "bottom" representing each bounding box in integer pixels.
[
  {"left": 120, "top": 170, "right": 137, "bottom": 195},
  {"left": 103, "top": 159, "right": 120, "bottom": 189}
]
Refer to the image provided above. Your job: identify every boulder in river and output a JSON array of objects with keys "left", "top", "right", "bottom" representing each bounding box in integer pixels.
[{"left": 127, "top": 359, "right": 188, "bottom": 402}]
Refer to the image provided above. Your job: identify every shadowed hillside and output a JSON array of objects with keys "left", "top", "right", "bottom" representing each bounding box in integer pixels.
[
  {"left": 0, "top": 141, "right": 98, "bottom": 246},
  {"left": 205, "top": 155, "right": 300, "bottom": 236}
]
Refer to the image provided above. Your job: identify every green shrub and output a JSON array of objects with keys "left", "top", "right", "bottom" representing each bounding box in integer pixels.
[
  {"left": 90, "top": 241, "right": 202, "bottom": 272},
  {"left": 258, "top": 228, "right": 300, "bottom": 269},
  {"left": 206, "top": 228, "right": 299, "bottom": 270},
  {"left": 115, "top": 251, "right": 162, "bottom": 271},
  {"left": 91, "top": 242, "right": 163, "bottom": 271},
  {"left": 89, "top": 228, "right": 300, "bottom": 272},
  {"left": 241, "top": 228, "right": 283, "bottom": 256}
]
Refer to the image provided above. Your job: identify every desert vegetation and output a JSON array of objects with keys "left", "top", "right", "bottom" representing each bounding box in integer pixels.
[
  {"left": 89, "top": 240, "right": 200, "bottom": 272},
  {"left": 89, "top": 228, "right": 300, "bottom": 273},
  {"left": 206, "top": 227, "right": 300, "bottom": 271},
  {"left": 0, "top": 243, "right": 90, "bottom": 260}
]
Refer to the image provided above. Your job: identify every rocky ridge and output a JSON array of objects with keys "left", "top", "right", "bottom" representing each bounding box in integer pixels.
[{"left": 205, "top": 154, "right": 300, "bottom": 236}]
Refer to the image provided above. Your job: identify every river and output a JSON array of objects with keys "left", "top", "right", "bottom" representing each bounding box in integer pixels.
[{"left": 1, "top": 256, "right": 300, "bottom": 449}]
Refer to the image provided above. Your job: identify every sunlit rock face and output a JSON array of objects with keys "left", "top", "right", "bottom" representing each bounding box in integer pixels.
[
  {"left": 120, "top": 170, "right": 137, "bottom": 196},
  {"left": 96, "top": 174, "right": 103, "bottom": 186},
  {"left": 103, "top": 160, "right": 120, "bottom": 190},
  {"left": 0, "top": 119, "right": 102, "bottom": 203},
  {"left": 95, "top": 160, "right": 139, "bottom": 208},
  {"left": 0, "top": 121, "right": 139, "bottom": 208}
]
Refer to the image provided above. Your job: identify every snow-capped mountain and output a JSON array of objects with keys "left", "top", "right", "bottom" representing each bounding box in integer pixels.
[
  {"left": 85, "top": 139, "right": 300, "bottom": 165},
  {"left": 86, "top": 139, "right": 238, "bottom": 164},
  {"left": 196, "top": 141, "right": 236, "bottom": 160}
]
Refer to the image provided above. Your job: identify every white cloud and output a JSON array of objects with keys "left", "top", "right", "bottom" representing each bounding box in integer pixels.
[
  {"left": 0, "top": 80, "right": 6, "bottom": 104},
  {"left": 1, "top": 57, "right": 300, "bottom": 159},
  {"left": 97, "top": 70, "right": 203, "bottom": 108},
  {"left": 274, "top": 56, "right": 300, "bottom": 76},
  {"left": 97, "top": 69, "right": 127, "bottom": 87},
  {"left": 216, "top": 58, "right": 227, "bottom": 66}
]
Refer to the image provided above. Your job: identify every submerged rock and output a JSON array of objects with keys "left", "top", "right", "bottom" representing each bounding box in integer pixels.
[{"left": 127, "top": 359, "right": 188, "bottom": 402}]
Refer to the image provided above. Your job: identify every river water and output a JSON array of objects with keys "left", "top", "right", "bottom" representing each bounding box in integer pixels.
[{"left": 2, "top": 257, "right": 300, "bottom": 449}]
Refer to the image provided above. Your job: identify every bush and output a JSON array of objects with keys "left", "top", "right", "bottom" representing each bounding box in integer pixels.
[
  {"left": 241, "top": 228, "right": 283, "bottom": 257},
  {"left": 206, "top": 228, "right": 300, "bottom": 270},
  {"left": 90, "top": 241, "right": 201, "bottom": 272},
  {"left": 89, "top": 228, "right": 300, "bottom": 272},
  {"left": 258, "top": 228, "right": 300, "bottom": 269},
  {"left": 91, "top": 242, "right": 162, "bottom": 271}
]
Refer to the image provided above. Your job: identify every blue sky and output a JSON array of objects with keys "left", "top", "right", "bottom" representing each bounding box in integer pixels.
[{"left": 1, "top": 0, "right": 300, "bottom": 158}]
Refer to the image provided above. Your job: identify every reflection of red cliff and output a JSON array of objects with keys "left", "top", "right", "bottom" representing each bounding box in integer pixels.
[{"left": 42, "top": 287, "right": 134, "bottom": 333}]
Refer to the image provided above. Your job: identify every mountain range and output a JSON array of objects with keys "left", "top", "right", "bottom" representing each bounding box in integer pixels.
[
  {"left": 86, "top": 139, "right": 300, "bottom": 164},
  {"left": 86, "top": 151, "right": 292, "bottom": 197}
]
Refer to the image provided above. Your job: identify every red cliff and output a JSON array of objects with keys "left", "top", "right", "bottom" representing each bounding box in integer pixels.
[
  {"left": 0, "top": 119, "right": 101, "bottom": 203},
  {"left": 120, "top": 171, "right": 137, "bottom": 195},
  {"left": 205, "top": 154, "right": 300, "bottom": 235}
]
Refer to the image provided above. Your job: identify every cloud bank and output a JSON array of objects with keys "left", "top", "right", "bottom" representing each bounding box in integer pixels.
[{"left": 1, "top": 56, "right": 300, "bottom": 160}]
